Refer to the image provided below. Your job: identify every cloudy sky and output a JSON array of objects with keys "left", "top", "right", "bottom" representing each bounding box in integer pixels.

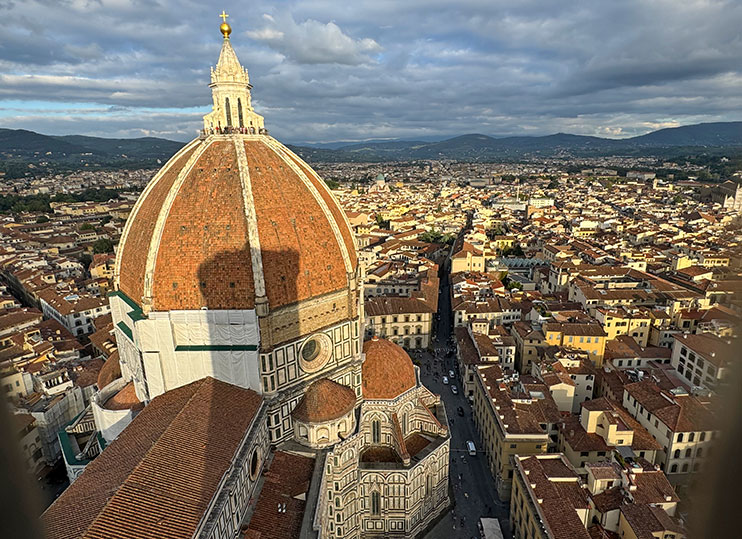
[{"left": 1, "top": 0, "right": 741, "bottom": 143}]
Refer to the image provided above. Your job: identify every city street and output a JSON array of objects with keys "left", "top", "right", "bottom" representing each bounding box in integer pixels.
[{"left": 423, "top": 268, "right": 512, "bottom": 539}]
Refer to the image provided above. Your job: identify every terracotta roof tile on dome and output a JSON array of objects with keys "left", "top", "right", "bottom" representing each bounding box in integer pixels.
[
  {"left": 362, "top": 337, "right": 417, "bottom": 399},
  {"left": 115, "top": 136, "right": 357, "bottom": 312},
  {"left": 103, "top": 380, "right": 143, "bottom": 411},
  {"left": 291, "top": 378, "right": 356, "bottom": 423},
  {"left": 96, "top": 350, "right": 121, "bottom": 390}
]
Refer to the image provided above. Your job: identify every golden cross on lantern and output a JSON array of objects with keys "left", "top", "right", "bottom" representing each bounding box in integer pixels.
[{"left": 219, "top": 10, "right": 232, "bottom": 37}]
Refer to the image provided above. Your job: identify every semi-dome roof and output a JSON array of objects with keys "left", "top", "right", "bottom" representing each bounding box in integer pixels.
[
  {"left": 115, "top": 136, "right": 357, "bottom": 312},
  {"left": 291, "top": 378, "right": 357, "bottom": 423},
  {"left": 114, "top": 31, "right": 357, "bottom": 314},
  {"left": 362, "top": 337, "right": 417, "bottom": 399}
]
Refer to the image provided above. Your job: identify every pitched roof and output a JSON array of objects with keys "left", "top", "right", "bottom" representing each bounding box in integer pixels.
[
  {"left": 243, "top": 451, "right": 315, "bottom": 539},
  {"left": 42, "top": 377, "right": 263, "bottom": 539}
]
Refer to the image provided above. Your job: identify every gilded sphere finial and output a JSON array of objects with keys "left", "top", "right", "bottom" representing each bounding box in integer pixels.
[{"left": 219, "top": 10, "right": 231, "bottom": 38}]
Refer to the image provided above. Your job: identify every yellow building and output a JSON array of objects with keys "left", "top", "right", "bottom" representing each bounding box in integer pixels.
[
  {"left": 472, "top": 365, "right": 558, "bottom": 499},
  {"left": 595, "top": 307, "right": 651, "bottom": 347},
  {"left": 558, "top": 397, "right": 660, "bottom": 474},
  {"left": 450, "top": 241, "right": 486, "bottom": 273},
  {"left": 542, "top": 321, "right": 607, "bottom": 366}
]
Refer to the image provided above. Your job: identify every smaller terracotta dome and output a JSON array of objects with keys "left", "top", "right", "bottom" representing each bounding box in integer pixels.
[
  {"left": 292, "top": 378, "right": 357, "bottom": 423},
  {"left": 103, "top": 381, "right": 144, "bottom": 411},
  {"left": 362, "top": 337, "right": 417, "bottom": 399},
  {"left": 97, "top": 350, "right": 121, "bottom": 390}
]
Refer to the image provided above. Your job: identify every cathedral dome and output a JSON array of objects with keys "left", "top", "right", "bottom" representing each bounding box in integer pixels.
[
  {"left": 115, "top": 137, "right": 357, "bottom": 312},
  {"left": 114, "top": 33, "right": 357, "bottom": 314},
  {"left": 362, "top": 337, "right": 417, "bottom": 399},
  {"left": 291, "top": 378, "right": 357, "bottom": 423}
]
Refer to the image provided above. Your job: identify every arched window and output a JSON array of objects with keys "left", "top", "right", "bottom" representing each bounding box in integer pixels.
[
  {"left": 237, "top": 98, "right": 244, "bottom": 127},
  {"left": 673, "top": 449, "right": 680, "bottom": 458},
  {"left": 372, "top": 420, "right": 381, "bottom": 444},
  {"left": 696, "top": 447, "right": 703, "bottom": 458},
  {"left": 685, "top": 448, "right": 692, "bottom": 458},
  {"left": 670, "top": 464, "right": 678, "bottom": 473},
  {"left": 700, "top": 432, "right": 706, "bottom": 442},
  {"left": 371, "top": 491, "right": 380, "bottom": 515},
  {"left": 677, "top": 433, "right": 683, "bottom": 443},
  {"left": 425, "top": 475, "right": 431, "bottom": 497},
  {"left": 682, "top": 463, "right": 689, "bottom": 472},
  {"left": 689, "top": 432, "right": 695, "bottom": 442},
  {"left": 225, "top": 97, "right": 232, "bottom": 126}
]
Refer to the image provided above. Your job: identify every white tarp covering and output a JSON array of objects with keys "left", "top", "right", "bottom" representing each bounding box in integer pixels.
[{"left": 131, "top": 309, "right": 262, "bottom": 398}]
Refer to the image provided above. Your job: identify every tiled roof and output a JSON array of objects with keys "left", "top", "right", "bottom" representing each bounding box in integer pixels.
[
  {"left": 117, "top": 138, "right": 356, "bottom": 311},
  {"left": 362, "top": 337, "right": 417, "bottom": 399},
  {"left": 291, "top": 378, "right": 356, "bottom": 423},
  {"left": 517, "top": 455, "right": 592, "bottom": 539},
  {"left": 624, "top": 380, "right": 717, "bottom": 432},
  {"left": 42, "top": 377, "right": 263, "bottom": 539},
  {"left": 243, "top": 451, "right": 315, "bottom": 539}
]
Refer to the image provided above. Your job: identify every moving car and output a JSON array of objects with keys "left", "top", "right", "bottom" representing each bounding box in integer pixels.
[
  {"left": 451, "top": 385, "right": 458, "bottom": 394},
  {"left": 448, "top": 370, "right": 455, "bottom": 378},
  {"left": 442, "top": 376, "right": 449, "bottom": 385}
]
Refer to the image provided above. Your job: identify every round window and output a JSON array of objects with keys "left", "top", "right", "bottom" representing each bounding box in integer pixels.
[
  {"left": 298, "top": 333, "right": 332, "bottom": 373},
  {"left": 250, "top": 448, "right": 260, "bottom": 480},
  {"left": 301, "top": 339, "right": 320, "bottom": 362}
]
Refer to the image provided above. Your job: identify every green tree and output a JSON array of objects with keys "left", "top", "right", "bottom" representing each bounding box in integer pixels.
[
  {"left": 79, "top": 253, "right": 92, "bottom": 270},
  {"left": 79, "top": 223, "right": 95, "bottom": 231},
  {"left": 35, "top": 215, "right": 50, "bottom": 223},
  {"left": 92, "top": 238, "right": 114, "bottom": 254}
]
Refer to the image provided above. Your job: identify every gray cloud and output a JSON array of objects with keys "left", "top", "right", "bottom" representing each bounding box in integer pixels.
[{"left": 0, "top": 0, "right": 740, "bottom": 143}]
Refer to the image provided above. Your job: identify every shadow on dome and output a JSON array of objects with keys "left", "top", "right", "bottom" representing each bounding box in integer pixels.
[{"left": 195, "top": 245, "right": 300, "bottom": 507}]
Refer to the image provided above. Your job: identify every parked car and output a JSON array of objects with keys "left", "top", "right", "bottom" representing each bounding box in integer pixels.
[
  {"left": 442, "top": 376, "right": 449, "bottom": 385},
  {"left": 466, "top": 440, "right": 477, "bottom": 456},
  {"left": 451, "top": 385, "right": 458, "bottom": 394},
  {"left": 457, "top": 406, "right": 464, "bottom": 417}
]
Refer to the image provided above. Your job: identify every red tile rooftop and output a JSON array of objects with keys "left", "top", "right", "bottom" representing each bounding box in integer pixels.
[{"left": 243, "top": 451, "right": 315, "bottom": 539}]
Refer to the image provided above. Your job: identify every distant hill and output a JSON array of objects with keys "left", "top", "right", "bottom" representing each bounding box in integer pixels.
[
  {"left": 1, "top": 121, "right": 741, "bottom": 174},
  {"left": 0, "top": 129, "right": 92, "bottom": 155},
  {"left": 626, "top": 122, "right": 742, "bottom": 147},
  {"left": 52, "top": 135, "right": 184, "bottom": 160},
  {"left": 289, "top": 121, "right": 742, "bottom": 162},
  {"left": 0, "top": 128, "right": 185, "bottom": 177}
]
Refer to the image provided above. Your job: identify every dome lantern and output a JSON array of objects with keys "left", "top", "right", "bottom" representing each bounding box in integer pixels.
[{"left": 203, "top": 13, "right": 265, "bottom": 133}]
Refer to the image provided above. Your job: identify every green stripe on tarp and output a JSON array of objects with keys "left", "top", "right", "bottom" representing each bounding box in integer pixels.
[
  {"left": 108, "top": 290, "right": 146, "bottom": 321},
  {"left": 116, "top": 321, "right": 133, "bottom": 341}
]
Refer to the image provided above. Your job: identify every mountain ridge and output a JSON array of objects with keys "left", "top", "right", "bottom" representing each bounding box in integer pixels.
[{"left": 1, "top": 121, "right": 741, "bottom": 171}]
